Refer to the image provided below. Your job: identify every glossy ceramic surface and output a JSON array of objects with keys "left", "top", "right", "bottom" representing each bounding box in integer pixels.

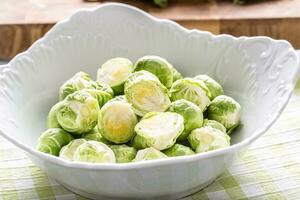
[{"left": 0, "top": 3, "right": 299, "bottom": 199}]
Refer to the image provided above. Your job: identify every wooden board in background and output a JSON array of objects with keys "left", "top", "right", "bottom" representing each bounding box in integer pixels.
[{"left": 1, "top": 0, "right": 300, "bottom": 59}]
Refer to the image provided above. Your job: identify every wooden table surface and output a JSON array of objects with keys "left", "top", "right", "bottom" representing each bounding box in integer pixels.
[{"left": 1, "top": 0, "right": 300, "bottom": 59}]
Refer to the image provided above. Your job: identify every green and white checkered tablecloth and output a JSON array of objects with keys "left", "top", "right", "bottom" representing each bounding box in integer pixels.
[{"left": 1, "top": 88, "right": 300, "bottom": 200}]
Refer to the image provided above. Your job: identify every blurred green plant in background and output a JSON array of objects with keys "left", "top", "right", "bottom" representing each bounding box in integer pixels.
[
  {"left": 153, "top": 0, "right": 168, "bottom": 7},
  {"left": 154, "top": 0, "right": 249, "bottom": 7}
]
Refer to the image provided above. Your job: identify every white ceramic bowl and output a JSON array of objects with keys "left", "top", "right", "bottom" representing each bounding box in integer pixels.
[{"left": 0, "top": 3, "right": 299, "bottom": 200}]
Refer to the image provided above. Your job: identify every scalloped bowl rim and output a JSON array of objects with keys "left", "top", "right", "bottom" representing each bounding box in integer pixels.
[{"left": 0, "top": 3, "right": 299, "bottom": 170}]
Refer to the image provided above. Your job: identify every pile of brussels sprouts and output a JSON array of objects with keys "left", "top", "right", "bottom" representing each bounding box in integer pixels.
[{"left": 36, "top": 56, "right": 241, "bottom": 164}]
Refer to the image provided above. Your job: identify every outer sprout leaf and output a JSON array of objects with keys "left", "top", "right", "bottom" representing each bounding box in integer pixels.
[
  {"left": 47, "top": 101, "right": 64, "bottom": 128},
  {"left": 73, "top": 141, "right": 116, "bottom": 163},
  {"left": 170, "top": 78, "right": 211, "bottom": 111},
  {"left": 168, "top": 99, "right": 203, "bottom": 141},
  {"left": 36, "top": 128, "right": 74, "bottom": 156},
  {"left": 56, "top": 91, "right": 99, "bottom": 134},
  {"left": 194, "top": 75, "right": 224, "bottom": 100},
  {"left": 188, "top": 127, "right": 230, "bottom": 153},
  {"left": 206, "top": 95, "right": 241, "bottom": 130},
  {"left": 134, "top": 147, "right": 168, "bottom": 162},
  {"left": 59, "top": 139, "right": 87, "bottom": 161},
  {"left": 134, "top": 56, "right": 173, "bottom": 88},
  {"left": 202, "top": 119, "right": 227, "bottom": 133},
  {"left": 172, "top": 68, "right": 183, "bottom": 82},
  {"left": 163, "top": 144, "right": 195, "bottom": 157},
  {"left": 59, "top": 72, "right": 92, "bottom": 100},
  {"left": 110, "top": 144, "right": 137, "bottom": 163}
]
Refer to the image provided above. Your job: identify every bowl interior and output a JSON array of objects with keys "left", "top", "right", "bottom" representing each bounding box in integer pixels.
[{"left": 0, "top": 4, "right": 298, "bottom": 150}]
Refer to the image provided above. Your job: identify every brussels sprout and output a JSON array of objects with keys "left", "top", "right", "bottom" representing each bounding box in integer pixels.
[
  {"left": 56, "top": 91, "right": 99, "bottom": 134},
  {"left": 188, "top": 127, "right": 230, "bottom": 153},
  {"left": 170, "top": 78, "right": 211, "bottom": 112},
  {"left": 98, "top": 98, "right": 138, "bottom": 144},
  {"left": 203, "top": 119, "right": 226, "bottom": 133},
  {"left": 91, "top": 81, "right": 114, "bottom": 96},
  {"left": 82, "top": 126, "right": 111, "bottom": 144},
  {"left": 73, "top": 141, "right": 116, "bottom": 163},
  {"left": 131, "top": 112, "right": 184, "bottom": 150},
  {"left": 206, "top": 95, "right": 241, "bottom": 130},
  {"left": 82, "top": 88, "right": 113, "bottom": 108},
  {"left": 172, "top": 68, "right": 183, "bottom": 82},
  {"left": 194, "top": 75, "right": 224, "bottom": 100},
  {"left": 59, "top": 72, "right": 92, "bottom": 100},
  {"left": 124, "top": 71, "right": 171, "bottom": 116},
  {"left": 163, "top": 144, "right": 195, "bottom": 157},
  {"left": 47, "top": 101, "right": 64, "bottom": 128},
  {"left": 36, "top": 128, "right": 74, "bottom": 156},
  {"left": 59, "top": 139, "right": 87, "bottom": 161},
  {"left": 134, "top": 147, "right": 167, "bottom": 162},
  {"left": 97, "top": 57, "right": 134, "bottom": 95},
  {"left": 110, "top": 144, "right": 137, "bottom": 163},
  {"left": 168, "top": 99, "right": 203, "bottom": 141},
  {"left": 134, "top": 56, "right": 173, "bottom": 88}
]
